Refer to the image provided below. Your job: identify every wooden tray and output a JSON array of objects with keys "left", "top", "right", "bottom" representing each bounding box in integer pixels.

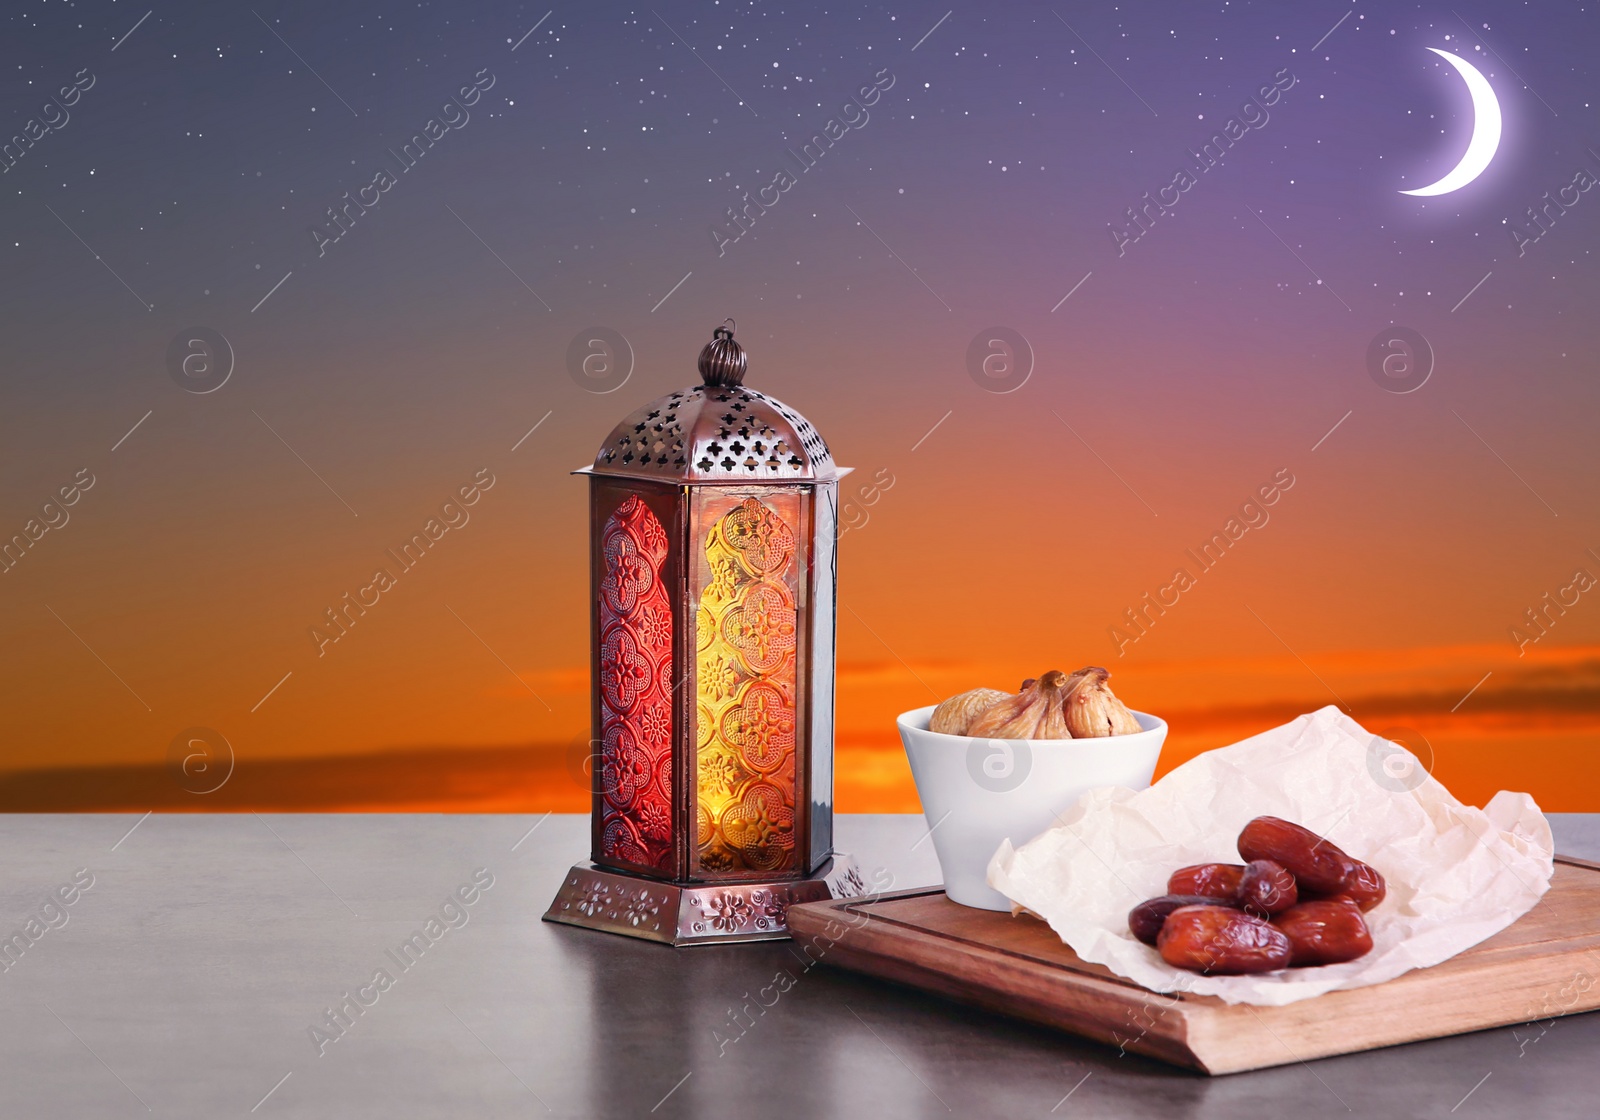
[{"left": 787, "top": 855, "right": 1600, "bottom": 1075}]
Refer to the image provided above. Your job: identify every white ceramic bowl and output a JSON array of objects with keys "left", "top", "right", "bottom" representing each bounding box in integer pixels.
[{"left": 897, "top": 705, "right": 1168, "bottom": 910}]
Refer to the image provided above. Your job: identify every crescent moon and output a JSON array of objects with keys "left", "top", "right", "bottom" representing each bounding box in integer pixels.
[{"left": 1399, "top": 48, "right": 1502, "bottom": 196}]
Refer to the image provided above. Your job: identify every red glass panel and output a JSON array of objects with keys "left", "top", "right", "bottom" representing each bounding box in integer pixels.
[{"left": 597, "top": 495, "right": 674, "bottom": 872}]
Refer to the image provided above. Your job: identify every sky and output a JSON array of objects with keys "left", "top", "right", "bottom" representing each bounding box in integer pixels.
[{"left": 2, "top": 0, "right": 1598, "bottom": 814}]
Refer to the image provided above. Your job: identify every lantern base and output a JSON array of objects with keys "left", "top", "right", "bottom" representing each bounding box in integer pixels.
[{"left": 543, "top": 857, "right": 864, "bottom": 946}]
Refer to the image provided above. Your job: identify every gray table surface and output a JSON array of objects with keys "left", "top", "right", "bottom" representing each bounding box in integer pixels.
[{"left": 0, "top": 813, "right": 1596, "bottom": 1119}]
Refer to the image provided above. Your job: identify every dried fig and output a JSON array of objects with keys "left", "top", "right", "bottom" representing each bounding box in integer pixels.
[
  {"left": 1128, "top": 894, "right": 1239, "bottom": 946},
  {"left": 1157, "top": 905, "right": 1292, "bottom": 974},
  {"left": 966, "top": 671, "right": 1074, "bottom": 739},
  {"left": 1271, "top": 899, "right": 1373, "bottom": 966},
  {"left": 1167, "top": 863, "right": 1245, "bottom": 902},
  {"left": 1061, "top": 666, "right": 1142, "bottom": 737},
  {"left": 929, "top": 688, "right": 1010, "bottom": 736}
]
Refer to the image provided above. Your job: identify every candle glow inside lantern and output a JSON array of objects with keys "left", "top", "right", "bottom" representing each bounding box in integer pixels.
[{"left": 544, "top": 322, "right": 859, "bottom": 945}]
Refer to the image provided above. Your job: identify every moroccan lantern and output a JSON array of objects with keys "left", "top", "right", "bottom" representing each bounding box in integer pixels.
[{"left": 544, "top": 321, "right": 858, "bottom": 945}]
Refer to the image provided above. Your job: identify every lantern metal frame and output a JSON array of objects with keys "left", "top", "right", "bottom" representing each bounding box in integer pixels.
[{"left": 544, "top": 326, "right": 858, "bottom": 945}]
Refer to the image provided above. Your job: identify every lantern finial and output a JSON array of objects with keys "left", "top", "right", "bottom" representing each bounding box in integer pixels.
[{"left": 697, "top": 318, "right": 747, "bottom": 387}]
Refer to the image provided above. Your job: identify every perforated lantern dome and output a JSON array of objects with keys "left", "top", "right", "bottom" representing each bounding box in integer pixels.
[
  {"left": 589, "top": 368, "right": 839, "bottom": 485},
  {"left": 545, "top": 321, "right": 856, "bottom": 946}
]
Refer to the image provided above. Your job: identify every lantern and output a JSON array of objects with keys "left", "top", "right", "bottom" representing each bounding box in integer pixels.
[{"left": 544, "top": 321, "right": 859, "bottom": 945}]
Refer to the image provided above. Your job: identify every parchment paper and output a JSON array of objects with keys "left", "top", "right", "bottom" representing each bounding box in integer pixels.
[{"left": 987, "top": 705, "right": 1554, "bottom": 1006}]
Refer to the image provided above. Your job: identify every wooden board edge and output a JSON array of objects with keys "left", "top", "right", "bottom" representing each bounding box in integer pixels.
[
  {"left": 789, "top": 900, "right": 1145, "bottom": 1005},
  {"left": 1185, "top": 955, "right": 1600, "bottom": 1074},
  {"left": 789, "top": 902, "right": 1206, "bottom": 1072}
]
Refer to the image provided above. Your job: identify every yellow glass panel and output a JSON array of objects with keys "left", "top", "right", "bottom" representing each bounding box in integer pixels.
[{"left": 693, "top": 493, "right": 803, "bottom": 876}]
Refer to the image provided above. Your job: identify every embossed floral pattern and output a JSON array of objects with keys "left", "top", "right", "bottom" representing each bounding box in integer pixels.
[
  {"left": 621, "top": 887, "right": 662, "bottom": 929},
  {"left": 602, "top": 726, "right": 651, "bottom": 809},
  {"left": 707, "top": 555, "right": 742, "bottom": 606},
  {"left": 724, "top": 497, "right": 794, "bottom": 575},
  {"left": 694, "top": 494, "right": 801, "bottom": 877},
  {"left": 701, "top": 891, "right": 752, "bottom": 933},
  {"left": 638, "top": 702, "right": 671, "bottom": 749},
  {"left": 556, "top": 871, "right": 823, "bottom": 942},
  {"left": 597, "top": 495, "right": 673, "bottom": 872},
  {"left": 722, "top": 584, "right": 798, "bottom": 675},
  {"left": 601, "top": 532, "right": 653, "bottom": 616},
  {"left": 637, "top": 514, "right": 669, "bottom": 561},
  {"left": 599, "top": 627, "right": 652, "bottom": 713},
  {"left": 637, "top": 603, "right": 672, "bottom": 650},
  {"left": 699, "top": 751, "right": 740, "bottom": 798},
  {"left": 720, "top": 782, "right": 795, "bottom": 872},
  {"left": 576, "top": 882, "right": 612, "bottom": 918},
  {"left": 602, "top": 818, "right": 650, "bottom": 868},
  {"left": 721, "top": 681, "right": 796, "bottom": 771},
  {"left": 698, "top": 654, "right": 741, "bottom": 702},
  {"left": 750, "top": 887, "right": 798, "bottom": 928},
  {"left": 637, "top": 801, "right": 671, "bottom": 842}
]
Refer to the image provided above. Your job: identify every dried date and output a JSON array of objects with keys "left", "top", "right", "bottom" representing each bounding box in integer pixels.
[
  {"left": 1271, "top": 899, "right": 1373, "bottom": 966},
  {"left": 1237, "top": 816, "right": 1355, "bottom": 895},
  {"left": 1166, "top": 862, "right": 1246, "bottom": 902},
  {"left": 1157, "top": 905, "right": 1292, "bottom": 975},
  {"left": 1335, "top": 860, "right": 1386, "bottom": 912},
  {"left": 1238, "top": 859, "right": 1299, "bottom": 916},
  {"left": 1128, "top": 894, "right": 1238, "bottom": 946}
]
